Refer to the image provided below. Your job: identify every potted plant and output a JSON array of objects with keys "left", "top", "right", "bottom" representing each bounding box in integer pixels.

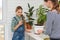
[
  {"left": 24, "top": 3, "right": 35, "bottom": 30},
  {"left": 34, "top": 5, "right": 48, "bottom": 34}
]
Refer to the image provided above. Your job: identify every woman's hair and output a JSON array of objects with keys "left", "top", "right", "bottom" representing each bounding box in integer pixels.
[
  {"left": 44, "top": 0, "right": 60, "bottom": 13},
  {"left": 15, "top": 6, "right": 23, "bottom": 12}
]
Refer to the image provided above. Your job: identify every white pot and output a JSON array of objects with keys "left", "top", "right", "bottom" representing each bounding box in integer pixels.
[{"left": 33, "top": 25, "right": 44, "bottom": 34}]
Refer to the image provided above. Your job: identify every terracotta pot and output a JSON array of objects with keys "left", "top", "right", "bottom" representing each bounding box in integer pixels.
[{"left": 26, "top": 23, "right": 32, "bottom": 30}]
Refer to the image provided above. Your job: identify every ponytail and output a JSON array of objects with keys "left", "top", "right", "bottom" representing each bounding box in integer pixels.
[
  {"left": 44, "top": 0, "right": 60, "bottom": 13},
  {"left": 54, "top": 4, "right": 60, "bottom": 13}
]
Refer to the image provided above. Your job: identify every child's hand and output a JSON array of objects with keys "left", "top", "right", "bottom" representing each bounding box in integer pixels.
[
  {"left": 14, "top": 20, "right": 23, "bottom": 30},
  {"left": 18, "top": 20, "right": 23, "bottom": 26}
]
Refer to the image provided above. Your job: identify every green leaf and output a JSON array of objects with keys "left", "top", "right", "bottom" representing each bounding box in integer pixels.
[
  {"left": 28, "top": 3, "right": 30, "bottom": 8},
  {"left": 24, "top": 12, "right": 28, "bottom": 14},
  {"left": 59, "top": 1, "right": 60, "bottom": 4},
  {"left": 29, "top": 6, "right": 34, "bottom": 12},
  {"left": 29, "top": 18, "right": 35, "bottom": 20},
  {"left": 29, "top": 12, "right": 33, "bottom": 16}
]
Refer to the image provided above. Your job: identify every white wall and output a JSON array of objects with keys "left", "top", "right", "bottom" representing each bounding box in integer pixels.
[
  {"left": 2, "top": 0, "right": 7, "bottom": 40},
  {"left": 0, "top": 0, "right": 2, "bottom": 8},
  {"left": 4, "top": 0, "right": 44, "bottom": 40}
]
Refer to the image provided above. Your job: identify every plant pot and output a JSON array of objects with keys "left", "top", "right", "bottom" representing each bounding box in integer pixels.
[
  {"left": 25, "top": 23, "right": 32, "bottom": 32},
  {"left": 26, "top": 23, "right": 32, "bottom": 30},
  {"left": 33, "top": 24, "right": 44, "bottom": 35}
]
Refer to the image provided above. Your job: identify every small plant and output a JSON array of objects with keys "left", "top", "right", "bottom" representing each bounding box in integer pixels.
[
  {"left": 36, "top": 5, "right": 48, "bottom": 26},
  {"left": 24, "top": 3, "right": 35, "bottom": 26}
]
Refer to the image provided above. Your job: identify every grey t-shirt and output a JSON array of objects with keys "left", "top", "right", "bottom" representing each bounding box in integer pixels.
[{"left": 45, "top": 10, "right": 60, "bottom": 38}]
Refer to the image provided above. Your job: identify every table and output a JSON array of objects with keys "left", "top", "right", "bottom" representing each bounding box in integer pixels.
[{"left": 25, "top": 32, "right": 49, "bottom": 40}]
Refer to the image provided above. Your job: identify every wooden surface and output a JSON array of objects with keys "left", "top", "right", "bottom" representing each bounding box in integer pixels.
[
  {"left": 0, "top": 25, "right": 4, "bottom": 40},
  {"left": 0, "top": 36, "right": 4, "bottom": 40}
]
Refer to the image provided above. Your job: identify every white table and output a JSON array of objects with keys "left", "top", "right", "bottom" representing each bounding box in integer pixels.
[{"left": 25, "top": 32, "right": 49, "bottom": 40}]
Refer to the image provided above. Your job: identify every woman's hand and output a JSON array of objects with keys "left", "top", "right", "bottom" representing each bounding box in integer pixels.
[{"left": 37, "top": 30, "right": 43, "bottom": 34}]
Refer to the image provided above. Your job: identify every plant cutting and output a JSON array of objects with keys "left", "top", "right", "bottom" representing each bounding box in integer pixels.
[{"left": 24, "top": 3, "right": 35, "bottom": 30}]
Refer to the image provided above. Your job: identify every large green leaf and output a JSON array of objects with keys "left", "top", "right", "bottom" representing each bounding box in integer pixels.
[
  {"left": 28, "top": 3, "right": 30, "bottom": 8},
  {"left": 29, "top": 12, "right": 33, "bottom": 16},
  {"left": 24, "top": 12, "right": 28, "bottom": 14},
  {"left": 29, "top": 7, "right": 34, "bottom": 12},
  {"left": 29, "top": 18, "right": 35, "bottom": 20}
]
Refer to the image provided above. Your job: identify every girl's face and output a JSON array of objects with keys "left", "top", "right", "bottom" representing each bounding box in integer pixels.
[
  {"left": 44, "top": 1, "right": 53, "bottom": 9},
  {"left": 16, "top": 9, "right": 23, "bottom": 16}
]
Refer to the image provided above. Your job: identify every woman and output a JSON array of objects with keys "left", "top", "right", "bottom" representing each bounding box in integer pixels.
[
  {"left": 11, "top": 6, "right": 25, "bottom": 40},
  {"left": 44, "top": 0, "right": 60, "bottom": 40}
]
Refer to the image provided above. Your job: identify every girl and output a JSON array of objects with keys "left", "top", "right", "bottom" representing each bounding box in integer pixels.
[
  {"left": 11, "top": 6, "right": 25, "bottom": 40},
  {"left": 44, "top": 0, "right": 60, "bottom": 40}
]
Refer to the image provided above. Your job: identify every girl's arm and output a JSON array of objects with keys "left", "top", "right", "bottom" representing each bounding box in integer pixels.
[
  {"left": 11, "top": 17, "right": 23, "bottom": 32},
  {"left": 14, "top": 20, "right": 23, "bottom": 31}
]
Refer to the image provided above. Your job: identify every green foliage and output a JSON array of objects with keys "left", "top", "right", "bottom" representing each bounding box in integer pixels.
[
  {"left": 58, "top": 0, "right": 60, "bottom": 4},
  {"left": 24, "top": 3, "right": 35, "bottom": 26},
  {"left": 37, "top": 5, "right": 48, "bottom": 26}
]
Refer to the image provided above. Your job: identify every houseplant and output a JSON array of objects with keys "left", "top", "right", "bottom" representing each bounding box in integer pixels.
[
  {"left": 36, "top": 5, "right": 48, "bottom": 26},
  {"left": 24, "top": 3, "right": 35, "bottom": 30},
  {"left": 34, "top": 5, "right": 48, "bottom": 34}
]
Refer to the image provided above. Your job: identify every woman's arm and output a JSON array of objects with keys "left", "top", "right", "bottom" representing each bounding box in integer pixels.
[{"left": 45, "top": 11, "right": 55, "bottom": 35}]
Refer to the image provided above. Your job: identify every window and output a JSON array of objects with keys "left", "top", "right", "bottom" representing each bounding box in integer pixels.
[{"left": 0, "top": 0, "right": 2, "bottom": 20}]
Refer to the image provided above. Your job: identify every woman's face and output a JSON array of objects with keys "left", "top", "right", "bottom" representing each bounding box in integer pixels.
[
  {"left": 44, "top": 1, "right": 53, "bottom": 8},
  {"left": 16, "top": 9, "right": 23, "bottom": 16}
]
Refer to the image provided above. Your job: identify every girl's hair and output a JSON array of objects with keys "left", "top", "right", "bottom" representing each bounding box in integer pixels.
[
  {"left": 44, "top": 0, "right": 60, "bottom": 13},
  {"left": 15, "top": 6, "right": 23, "bottom": 12}
]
